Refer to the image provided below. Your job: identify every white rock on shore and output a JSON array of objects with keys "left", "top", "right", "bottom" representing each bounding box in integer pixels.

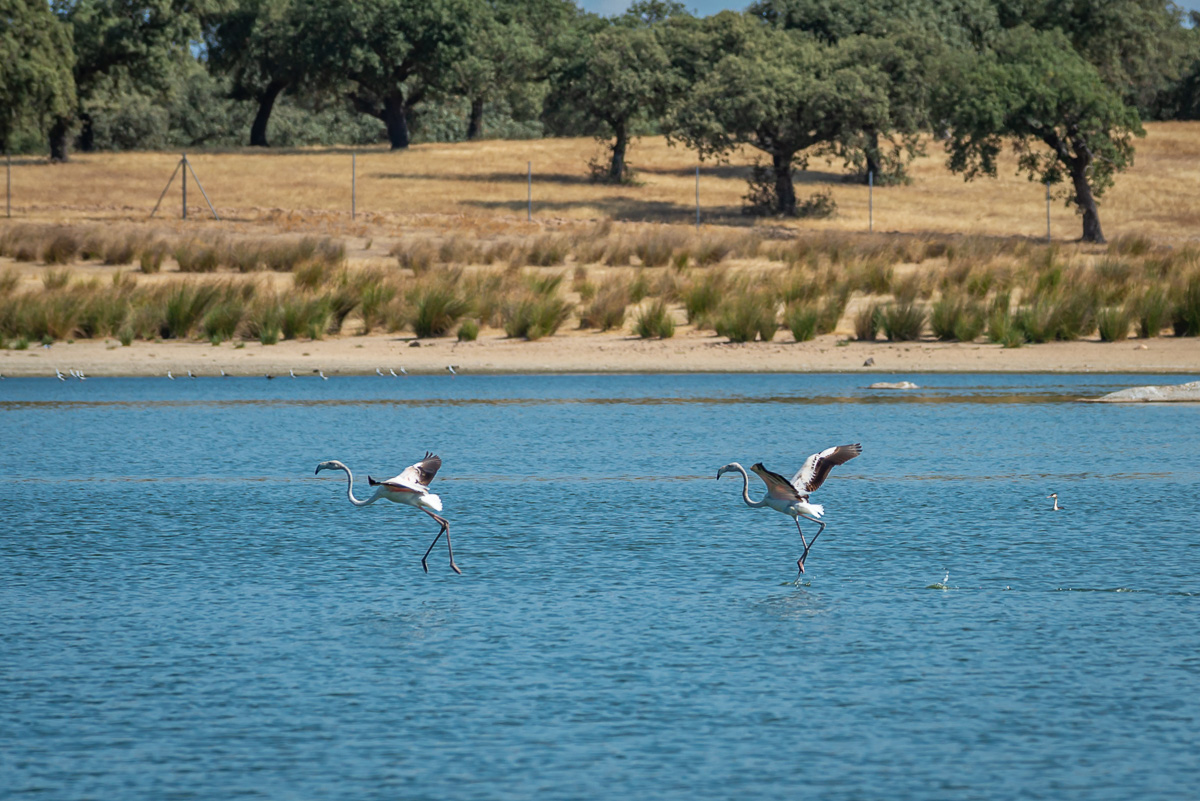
[
  {"left": 868, "top": 381, "right": 920, "bottom": 390},
  {"left": 1088, "top": 380, "right": 1200, "bottom": 403}
]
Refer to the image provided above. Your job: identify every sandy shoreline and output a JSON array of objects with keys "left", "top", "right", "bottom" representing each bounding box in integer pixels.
[{"left": 3, "top": 331, "right": 1199, "bottom": 377}]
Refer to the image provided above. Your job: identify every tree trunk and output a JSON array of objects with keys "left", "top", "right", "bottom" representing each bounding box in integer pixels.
[
  {"left": 466, "top": 97, "right": 485, "bottom": 141},
  {"left": 49, "top": 117, "right": 71, "bottom": 162},
  {"left": 608, "top": 124, "right": 629, "bottom": 183},
  {"left": 772, "top": 150, "right": 796, "bottom": 215},
  {"left": 382, "top": 92, "right": 410, "bottom": 150},
  {"left": 1070, "top": 157, "right": 1105, "bottom": 243},
  {"left": 250, "top": 81, "right": 286, "bottom": 147},
  {"left": 78, "top": 113, "right": 95, "bottom": 153}
]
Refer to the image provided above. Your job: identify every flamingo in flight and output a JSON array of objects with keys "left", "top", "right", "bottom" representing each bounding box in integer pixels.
[
  {"left": 315, "top": 452, "right": 461, "bottom": 574},
  {"left": 718, "top": 443, "right": 862, "bottom": 576}
]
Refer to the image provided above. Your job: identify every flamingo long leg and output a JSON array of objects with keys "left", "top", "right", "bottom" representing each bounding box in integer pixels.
[
  {"left": 797, "top": 515, "right": 826, "bottom": 569},
  {"left": 421, "top": 511, "right": 461, "bottom": 575},
  {"left": 794, "top": 518, "right": 810, "bottom": 576}
]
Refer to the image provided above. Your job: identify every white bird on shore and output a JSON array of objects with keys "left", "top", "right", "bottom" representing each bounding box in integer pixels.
[
  {"left": 167, "top": 371, "right": 174, "bottom": 380},
  {"left": 447, "top": 365, "right": 457, "bottom": 376},
  {"left": 319, "top": 370, "right": 328, "bottom": 380},
  {"left": 315, "top": 452, "right": 461, "bottom": 574},
  {"left": 377, "top": 368, "right": 385, "bottom": 376},
  {"left": 187, "top": 369, "right": 195, "bottom": 379},
  {"left": 400, "top": 367, "right": 408, "bottom": 376},
  {"left": 718, "top": 443, "right": 862, "bottom": 577},
  {"left": 390, "top": 368, "right": 400, "bottom": 377},
  {"left": 290, "top": 369, "right": 297, "bottom": 378},
  {"left": 55, "top": 368, "right": 66, "bottom": 380},
  {"left": 1048, "top": 493, "right": 1064, "bottom": 511},
  {"left": 220, "top": 369, "right": 227, "bottom": 377}
]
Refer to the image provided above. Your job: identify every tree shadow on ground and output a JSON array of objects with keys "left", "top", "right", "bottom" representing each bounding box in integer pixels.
[
  {"left": 463, "top": 197, "right": 754, "bottom": 224},
  {"left": 373, "top": 170, "right": 594, "bottom": 185}
]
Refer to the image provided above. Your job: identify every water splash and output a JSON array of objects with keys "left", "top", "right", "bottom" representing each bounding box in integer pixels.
[{"left": 926, "top": 570, "right": 952, "bottom": 590}]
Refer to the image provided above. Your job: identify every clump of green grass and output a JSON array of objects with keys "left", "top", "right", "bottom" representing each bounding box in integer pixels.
[
  {"left": 1096, "top": 306, "right": 1132, "bottom": 342},
  {"left": 1134, "top": 286, "right": 1170, "bottom": 338},
  {"left": 42, "top": 268, "right": 72, "bottom": 291},
  {"left": 246, "top": 297, "right": 283, "bottom": 344},
  {"left": 1172, "top": 275, "right": 1200, "bottom": 337},
  {"left": 0, "top": 269, "right": 19, "bottom": 295},
  {"left": 681, "top": 269, "right": 728, "bottom": 327},
  {"left": 930, "top": 295, "right": 985, "bottom": 342},
  {"left": 634, "top": 228, "right": 685, "bottom": 267},
  {"left": 138, "top": 241, "right": 166, "bottom": 273},
  {"left": 503, "top": 292, "right": 572, "bottom": 340},
  {"left": 1107, "top": 233, "right": 1153, "bottom": 257},
  {"left": 410, "top": 284, "right": 470, "bottom": 338},
  {"left": 634, "top": 299, "right": 675, "bottom": 339},
  {"left": 715, "top": 291, "right": 777, "bottom": 343},
  {"left": 579, "top": 279, "right": 629, "bottom": 331},
  {"left": 854, "top": 303, "right": 880, "bottom": 341},
  {"left": 392, "top": 239, "right": 438, "bottom": 274},
  {"left": 457, "top": 319, "right": 480, "bottom": 341},
  {"left": 202, "top": 299, "right": 245, "bottom": 343},
  {"left": 163, "top": 283, "right": 221, "bottom": 339},
  {"left": 784, "top": 302, "right": 819, "bottom": 342},
  {"left": 881, "top": 302, "right": 926, "bottom": 341},
  {"left": 280, "top": 295, "right": 330, "bottom": 340}
]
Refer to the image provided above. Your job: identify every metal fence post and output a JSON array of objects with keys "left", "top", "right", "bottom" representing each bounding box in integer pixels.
[
  {"left": 695, "top": 165, "right": 700, "bottom": 229},
  {"left": 527, "top": 161, "right": 532, "bottom": 222},
  {"left": 182, "top": 153, "right": 188, "bottom": 220},
  {"left": 5, "top": 151, "right": 10, "bottom": 219},
  {"left": 1045, "top": 182, "right": 1051, "bottom": 242},
  {"left": 352, "top": 152, "right": 356, "bottom": 220}
]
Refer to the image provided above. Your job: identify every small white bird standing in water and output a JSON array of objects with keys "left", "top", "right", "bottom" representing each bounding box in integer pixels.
[
  {"left": 55, "top": 369, "right": 66, "bottom": 381},
  {"left": 220, "top": 369, "right": 227, "bottom": 377},
  {"left": 390, "top": 368, "right": 400, "bottom": 377},
  {"left": 1048, "top": 493, "right": 1064, "bottom": 511},
  {"left": 315, "top": 452, "right": 460, "bottom": 574},
  {"left": 718, "top": 444, "right": 862, "bottom": 577},
  {"left": 447, "top": 365, "right": 457, "bottom": 376},
  {"left": 167, "top": 370, "right": 174, "bottom": 380},
  {"left": 319, "top": 370, "right": 328, "bottom": 380},
  {"left": 377, "top": 368, "right": 385, "bottom": 376},
  {"left": 290, "top": 369, "right": 297, "bottom": 378},
  {"left": 187, "top": 369, "right": 195, "bottom": 379}
]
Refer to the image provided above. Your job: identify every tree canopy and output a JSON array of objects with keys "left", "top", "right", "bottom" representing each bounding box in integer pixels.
[
  {"left": 0, "top": 0, "right": 76, "bottom": 153},
  {"left": 939, "top": 25, "right": 1145, "bottom": 242}
]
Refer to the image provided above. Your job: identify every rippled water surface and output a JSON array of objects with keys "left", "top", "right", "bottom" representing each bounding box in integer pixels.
[{"left": 3, "top": 373, "right": 1199, "bottom": 800}]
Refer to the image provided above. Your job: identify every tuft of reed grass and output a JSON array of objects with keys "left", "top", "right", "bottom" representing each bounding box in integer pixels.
[
  {"left": 715, "top": 291, "right": 777, "bottom": 343},
  {"left": 1134, "top": 286, "right": 1170, "bottom": 338},
  {"left": 174, "top": 240, "right": 221, "bottom": 273},
  {"left": 410, "top": 284, "right": 470, "bottom": 338},
  {"left": 138, "top": 241, "right": 166, "bottom": 273},
  {"left": 0, "top": 269, "right": 19, "bottom": 295},
  {"left": 43, "top": 268, "right": 72, "bottom": 291},
  {"left": 681, "top": 269, "right": 728, "bottom": 327},
  {"left": 1172, "top": 275, "right": 1200, "bottom": 337},
  {"left": 784, "top": 302, "right": 819, "bottom": 342},
  {"left": 246, "top": 297, "right": 283, "bottom": 344},
  {"left": 578, "top": 279, "right": 629, "bottom": 331},
  {"left": 457, "top": 319, "right": 480, "bottom": 341},
  {"left": 202, "top": 299, "right": 245, "bottom": 343},
  {"left": 526, "top": 234, "right": 569, "bottom": 267},
  {"left": 634, "top": 299, "right": 675, "bottom": 338},
  {"left": 854, "top": 304, "right": 880, "bottom": 341},
  {"left": 930, "top": 294, "right": 984, "bottom": 342},
  {"left": 163, "top": 283, "right": 221, "bottom": 339},
  {"left": 503, "top": 292, "right": 572, "bottom": 340},
  {"left": 1096, "top": 306, "right": 1132, "bottom": 342},
  {"left": 392, "top": 239, "right": 438, "bottom": 274},
  {"left": 42, "top": 228, "right": 81, "bottom": 265},
  {"left": 281, "top": 295, "right": 331, "bottom": 340},
  {"left": 881, "top": 302, "right": 926, "bottom": 341}
]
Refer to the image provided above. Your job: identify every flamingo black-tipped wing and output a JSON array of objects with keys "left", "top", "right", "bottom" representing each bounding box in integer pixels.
[
  {"left": 397, "top": 452, "right": 442, "bottom": 487},
  {"left": 750, "top": 462, "right": 804, "bottom": 501},
  {"left": 791, "top": 444, "right": 862, "bottom": 494}
]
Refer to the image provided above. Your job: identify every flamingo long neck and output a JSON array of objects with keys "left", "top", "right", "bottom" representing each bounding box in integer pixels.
[
  {"left": 335, "top": 463, "right": 377, "bottom": 507},
  {"left": 732, "top": 464, "right": 768, "bottom": 508}
]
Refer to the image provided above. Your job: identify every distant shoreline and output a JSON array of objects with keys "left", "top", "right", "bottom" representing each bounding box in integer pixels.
[{"left": 3, "top": 332, "right": 1198, "bottom": 378}]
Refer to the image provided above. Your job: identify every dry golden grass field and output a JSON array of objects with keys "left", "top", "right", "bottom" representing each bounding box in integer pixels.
[
  {"left": 4, "top": 122, "right": 1199, "bottom": 243},
  {"left": 2, "top": 123, "right": 1200, "bottom": 375}
]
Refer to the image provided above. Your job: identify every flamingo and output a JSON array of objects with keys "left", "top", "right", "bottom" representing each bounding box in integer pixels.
[
  {"left": 717, "top": 443, "right": 862, "bottom": 576},
  {"left": 1048, "top": 493, "right": 1064, "bottom": 511},
  {"left": 315, "top": 452, "right": 461, "bottom": 575}
]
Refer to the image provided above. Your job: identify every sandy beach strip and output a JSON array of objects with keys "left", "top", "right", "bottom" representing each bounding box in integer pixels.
[{"left": 3, "top": 331, "right": 1199, "bottom": 377}]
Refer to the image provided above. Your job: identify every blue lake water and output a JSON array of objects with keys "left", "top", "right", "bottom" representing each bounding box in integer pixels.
[{"left": 2, "top": 373, "right": 1198, "bottom": 800}]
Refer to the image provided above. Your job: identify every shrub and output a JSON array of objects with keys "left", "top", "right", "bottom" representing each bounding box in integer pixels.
[
  {"left": 854, "top": 304, "right": 880, "bottom": 341},
  {"left": 881, "top": 302, "right": 926, "bottom": 341},
  {"left": 42, "top": 229, "right": 80, "bottom": 264},
  {"left": 138, "top": 242, "right": 166, "bottom": 273},
  {"left": 634, "top": 299, "right": 675, "bottom": 339},
  {"left": 174, "top": 240, "right": 220, "bottom": 272},
  {"left": 784, "top": 302, "right": 819, "bottom": 342}
]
